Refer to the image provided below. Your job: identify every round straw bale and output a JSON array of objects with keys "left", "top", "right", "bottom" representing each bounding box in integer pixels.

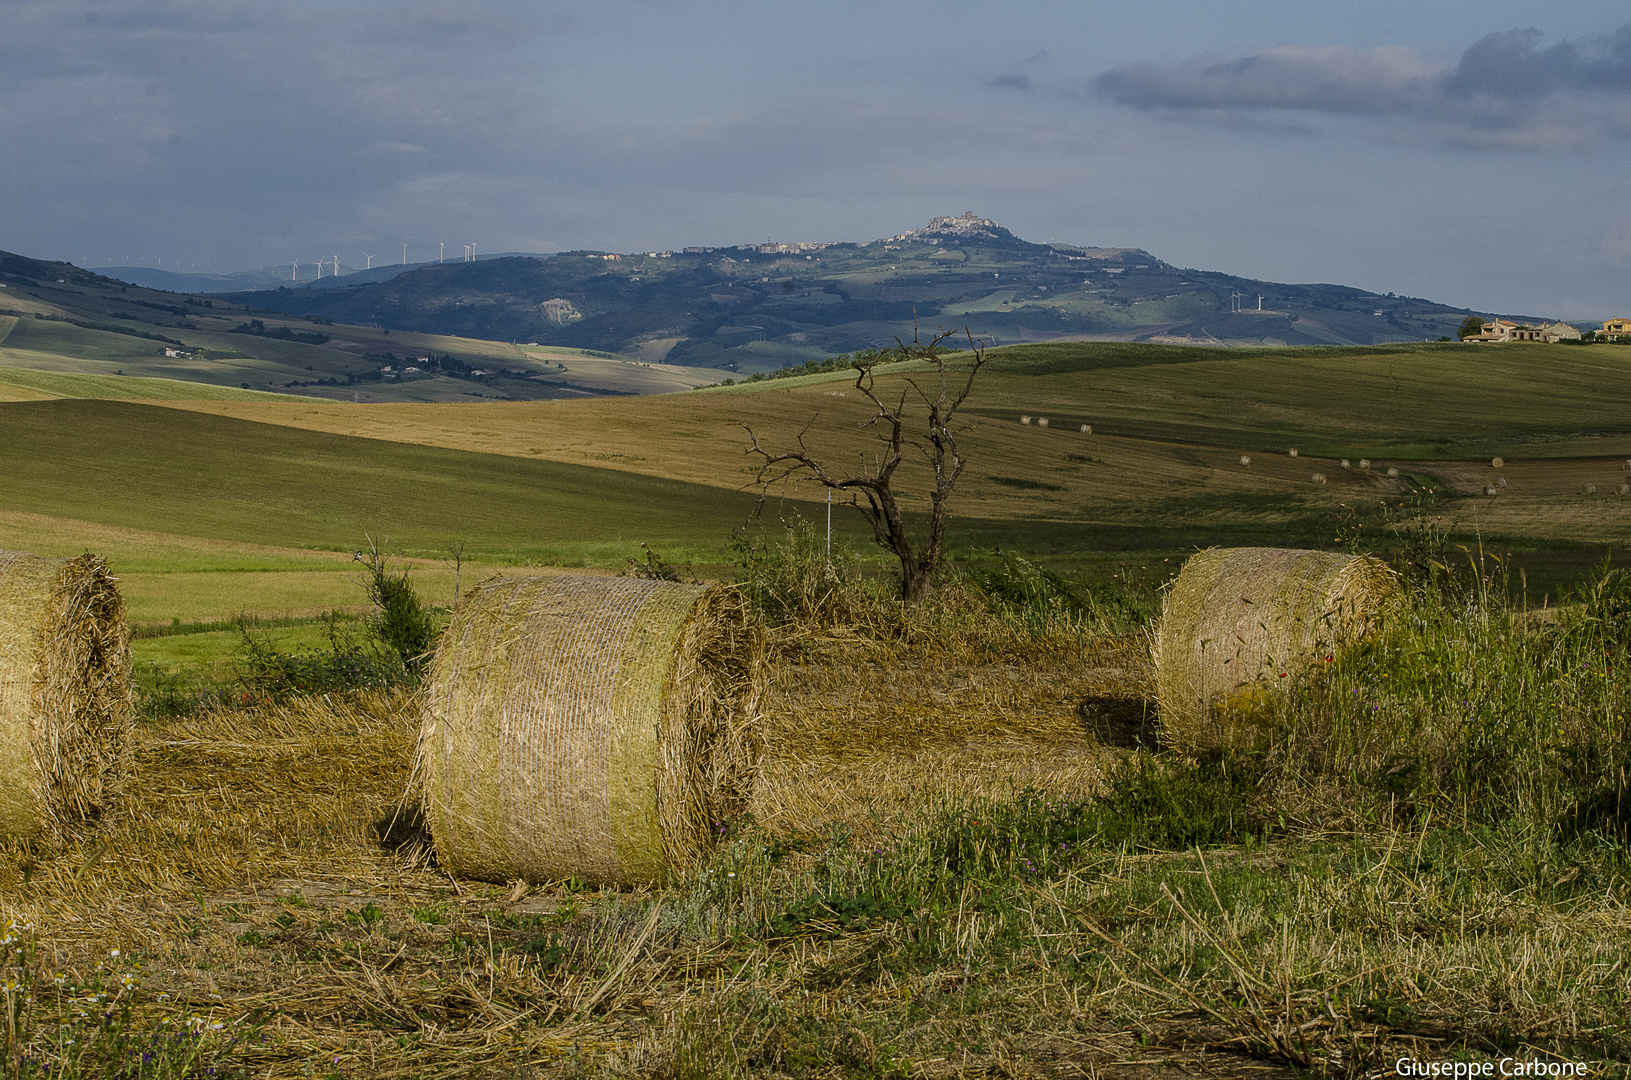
[
  {"left": 1340, "top": 459, "right": 1350, "bottom": 469},
  {"left": 1584, "top": 483, "right": 1596, "bottom": 495},
  {"left": 1492, "top": 457, "right": 1504, "bottom": 468},
  {"left": 1080, "top": 424, "right": 1091, "bottom": 434},
  {"left": 1037, "top": 417, "right": 1049, "bottom": 428},
  {"left": 1020, "top": 415, "right": 1031, "bottom": 425},
  {"left": 1153, "top": 548, "right": 1400, "bottom": 752},
  {"left": 1484, "top": 486, "right": 1498, "bottom": 496},
  {"left": 416, "top": 575, "right": 764, "bottom": 886},
  {"left": 1311, "top": 472, "right": 1326, "bottom": 483},
  {"left": 1288, "top": 448, "right": 1298, "bottom": 458},
  {"left": 1386, "top": 467, "right": 1399, "bottom": 478},
  {"left": 1239, "top": 454, "right": 1251, "bottom": 466},
  {"left": 0, "top": 551, "right": 132, "bottom": 844},
  {"left": 1359, "top": 459, "right": 1370, "bottom": 470}
]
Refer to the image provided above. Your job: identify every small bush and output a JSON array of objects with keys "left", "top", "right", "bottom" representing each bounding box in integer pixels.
[{"left": 358, "top": 546, "right": 439, "bottom": 671}]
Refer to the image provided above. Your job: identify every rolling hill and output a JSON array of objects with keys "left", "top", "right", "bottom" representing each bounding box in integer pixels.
[
  {"left": 221, "top": 213, "right": 1517, "bottom": 375},
  {"left": 0, "top": 249, "right": 717, "bottom": 401}
]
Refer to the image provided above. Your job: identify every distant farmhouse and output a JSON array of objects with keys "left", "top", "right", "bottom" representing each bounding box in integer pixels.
[
  {"left": 1603, "top": 317, "right": 1631, "bottom": 339},
  {"left": 1466, "top": 319, "right": 1582, "bottom": 343}
]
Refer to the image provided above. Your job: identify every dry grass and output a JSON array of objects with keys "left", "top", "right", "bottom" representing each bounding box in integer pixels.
[
  {"left": 752, "top": 632, "right": 1145, "bottom": 846},
  {"left": 1, "top": 608, "right": 1625, "bottom": 1077}
]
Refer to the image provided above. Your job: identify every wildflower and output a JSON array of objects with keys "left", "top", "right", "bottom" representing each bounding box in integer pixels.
[
  {"left": 121, "top": 973, "right": 137, "bottom": 989},
  {"left": 109, "top": 949, "right": 120, "bottom": 958}
]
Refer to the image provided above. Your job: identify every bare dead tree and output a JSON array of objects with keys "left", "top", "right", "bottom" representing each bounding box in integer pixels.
[{"left": 745, "top": 324, "right": 987, "bottom": 604}]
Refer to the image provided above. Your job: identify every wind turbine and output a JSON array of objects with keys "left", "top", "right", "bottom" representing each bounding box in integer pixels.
[
  {"left": 469, "top": 243, "right": 476, "bottom": 262},
  {"left": 439, "top": 242, "right": 444, "bottom": 263},
  {"left": 402, "top": 244, "right": 407, "bottom": 266},
  {"left": 315, "top": 259, "right": 322, "bottom": 279},
  {"left": 292, "top": 260, "right": 299, "bottom": 281},
  {"left": 364, "top": 253, "right": 375, "bottom": 269},
  {"left": 1257, "top": 295, "right": 1264, "bottom": 312}
]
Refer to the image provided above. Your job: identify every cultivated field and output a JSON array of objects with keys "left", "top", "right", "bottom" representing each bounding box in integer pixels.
[{"left": 1, "top": 337, "right": 1628, "bottom": 1077}]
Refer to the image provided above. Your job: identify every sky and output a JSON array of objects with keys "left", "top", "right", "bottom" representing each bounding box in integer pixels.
[{"left": 3, "top": 0, "right": 1629, "bottom": 318}]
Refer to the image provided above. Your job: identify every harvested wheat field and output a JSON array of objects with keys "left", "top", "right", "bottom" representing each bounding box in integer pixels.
[
  {"left": 2, "top": 584, "right": 1627, "bottom": 1079},
  {"left": 0, "top": 625, "right": 1237, "bottom": 1080}
]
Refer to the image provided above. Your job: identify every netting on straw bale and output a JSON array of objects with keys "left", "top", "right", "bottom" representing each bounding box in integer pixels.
[
  {"left": 415, "top": 575, "right": 764, "bottom": 886},
  {"left": 1153, "top": 547, "right": 1400, "bottom": 752},
  {"left": 0, "top": 551, "right": 132, "bottom": 844}
]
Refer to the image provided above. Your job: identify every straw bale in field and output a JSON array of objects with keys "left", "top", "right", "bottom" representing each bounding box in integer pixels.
[
  {"left": 1037, "top": 417, "right": 1049, "bottom": 428},
  {"left": 1080, "top": 424, "right": 1091, "bottom": 434},
  {"left": 1584, "top": 483, "right": 1596, "bottom": 495},
  {"left": 1153, "top": 548, "right": 1399, "bottom": 752},
  {"left": 1340, "top": 459, "right": 1350, "bottom": 469},
  {"left": 1240, "top": 455, "right": 1251, "bottom": 466},
  {"left": 1288, "top": 448, "right": 1298, "bottom": 458},
  {"left": 1387, "top": 467, "right": 1399, "bottom": 478},
  {"left": 416, "top": 575, "right": 763, "bottom": 886},
  {"left": 0, "top": 551, "right": 132, "bottom": 844},
  {"left": 1492, "top": 457, "right": 1504, "bottom": 468},
  {"left": 1020, "top": 415, "right": 1031, "bottom": 425},
  {"left": 1359, "top": 459, "right": 1370, "bottom": 470},
  {"left": 1312, "top": 473, "right": 1326, "bottom": 483}
]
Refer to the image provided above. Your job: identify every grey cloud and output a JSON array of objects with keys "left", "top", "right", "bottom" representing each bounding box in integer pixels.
[
  {"left": 989, "top": 73, "right": 1032, "bottom": 90},
  {"left": 1094, "top": 25, "right": 1631, "bottom": 149},
  {"left": 0, "top": 0, "right": 1101, "bottom": 267}
]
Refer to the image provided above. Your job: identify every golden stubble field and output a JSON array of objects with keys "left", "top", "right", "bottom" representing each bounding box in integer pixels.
[
  {"left": 155, "top": 370, "right": 1631, "bottom": 547},
  {"left": 0, "top": 618, "right": 1161, "bottom": 1079}
]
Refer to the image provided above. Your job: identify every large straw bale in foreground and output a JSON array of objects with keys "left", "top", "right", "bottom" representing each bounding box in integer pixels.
[
  {"left": 417, "top": 575, "right": 764, "bottom": 886},
  {"left": 1153, "top": 548, "right": 1399, "bottom": 751},
  {"left": 0, "top": 551, "right": 133, "bottom": 844}
]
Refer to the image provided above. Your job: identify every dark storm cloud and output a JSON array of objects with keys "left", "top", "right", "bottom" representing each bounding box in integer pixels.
[{"left": 1093, "top": 24, "right": 1631, "bottom": 148}]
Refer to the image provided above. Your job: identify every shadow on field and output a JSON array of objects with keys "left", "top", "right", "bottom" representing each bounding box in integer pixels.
[{"left": 1079, "top": 694, "right": 1161, "bottom": 750}]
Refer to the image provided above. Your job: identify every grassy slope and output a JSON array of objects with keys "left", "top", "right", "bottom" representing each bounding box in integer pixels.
[
  {"left": 971, "top": 340, "right": 1631, "bottom": 459},
  {"left": 0, "top": 363, "right": 310, "bottom": 402},
  {"left": 0, "top": 271, "right": 717, "bottom": 399},
  {"left": 0, "top": 399, "right": 777, "bottom": 562},
  {"left": 155, "top": 341, "right": 1631, "bottom": 547}
]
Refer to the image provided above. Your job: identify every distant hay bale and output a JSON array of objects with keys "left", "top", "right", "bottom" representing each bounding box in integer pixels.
[
  {"left": 1484, "top": 486, "right": 1498, "bottom": 496},
  {"left": 416, "top": 575, "right": 764, "bottom": 886},
  {"left": 1311, "top": 473, "right": 1326, "bottom": 483},
  {"left": 1585, "top": 483, "right": 1596, "bottom": 495},
  {"left": 1358, "top": 459, "right": 1370, "bottom": 470},
  {"left": 0, "top": 551, "right": 132, "bottom": 845},
  {"left": 1080, "top": 424, "right": 1091, "bottom": 434},
  {"left": 1020, "top": 415, "right": 1031, "bottom": 425},
  {"left": 1619, "top": 483, "right": 1630, "bottom": 496},
  {"left": 1037, "top": 417, "right": 1049, "bottom": 428},
  {"left": 1240, "top": 454, "right": 1251, "bottom": 466},
  {"left": 1153, "top": 548, "right": 1400, "bottom": 752},
  {"left": 1288, "top": 448, "right": 1298, "bottom": 458},
  {"left": 1386, "top": 467, "right": 1399, "bottom": 478},
  {"left": 1340, "top": 459, "right": 1350, "bottom": 469},
  {"left": 1492, "top": 457, "right": 1504, "bottom": 468},
  {"left": 1497, "top": 476, "right": 1507, "bottom": 488}
]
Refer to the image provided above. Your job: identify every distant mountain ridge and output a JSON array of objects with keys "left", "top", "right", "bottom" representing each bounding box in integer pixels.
[
  {"left": 90, "top": 252, "right": 547, "bottom": 296},
  {"left": 214, "top": 214, "right": 1517, "bottom": 375}
]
